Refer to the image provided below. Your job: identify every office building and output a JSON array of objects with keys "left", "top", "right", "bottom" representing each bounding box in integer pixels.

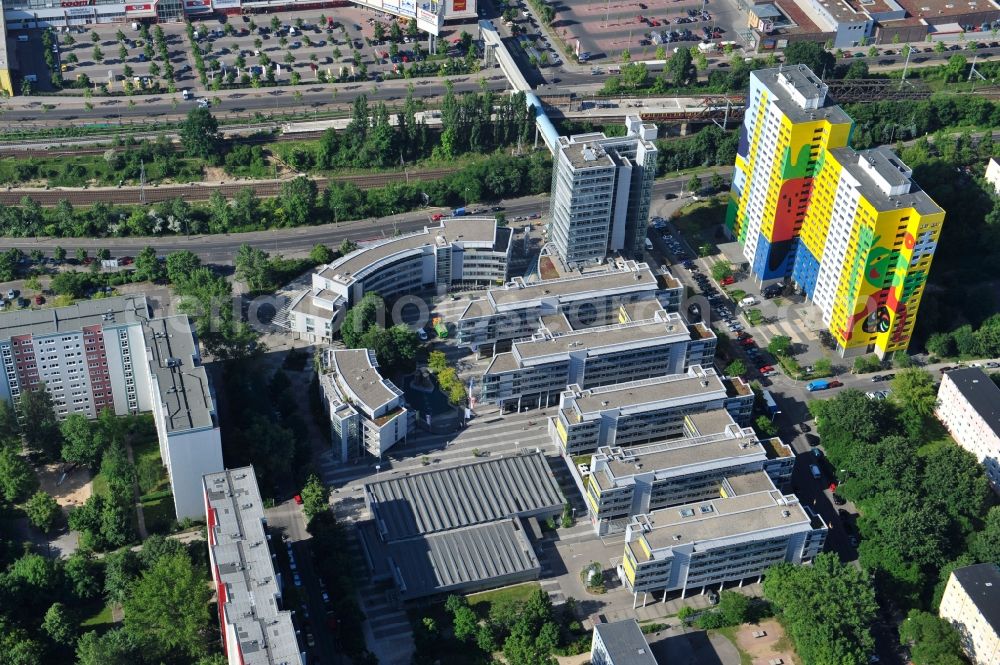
[
  {"left": 549, "top": 117, "right": 658, "bottom": 266},
  {"left": 583, "top": 409, "right": 794, "bottom": 535},
  {"left": 729, "top": 66, "right": 944, "bottom": 358},
  {"left": 287, "top": 217, "right": 511, "bottom": 343},
  {"left": 318, "top": 348, "right": 411, "bottom": 464},
  {"left": 936, "top": 368, "right": 1000, "bottom": 491},
  {"left": 0, "top": 296, "right": 221, "bottom": 519},
  {"left": 204, "top": 467, "right": 303, "bottom": 665},
  {"left": 590, "top": 619, "right": 657, "bottom": 665},
  {"left": 456, "top": 260, "right": 682, "bottom": 351},
  {"left": 550, "top": 366, "right": 754, "bottom": 456},
  {"left": 939, "top": 563, "right": 1000, "bottom": 665},
  {"left": 360, "top": 453, "right": 563, "bottom": 600},
  {"left": 620, "top": 471, "right": 827, "bottom": 605},
  {"left": 728, "top": 65, "right": 853, "bottom": 282},
  {"left": 480, "top": 308, "right": 715, "bottom": 411}
]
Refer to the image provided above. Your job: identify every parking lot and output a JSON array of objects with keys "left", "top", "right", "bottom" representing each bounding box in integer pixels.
[
  {"left": 540, "top": 0, "right": 748, "bottom": 63},
  {"left": 22, "top": 7, "right": 484, "bottom": 94}
]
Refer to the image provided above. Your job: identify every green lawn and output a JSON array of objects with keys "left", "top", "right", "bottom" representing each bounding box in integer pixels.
[
  {"left": 141, "top": 494, "right": 176, "bottom": 535},
  {"left": 467, "top": 582, "right": 541, "bottom": 617},
  {"left": 91, "top": 471, "right": 108, "bottom": 498},
  {"left": 673, "top": 199, "right": 727, "bottom": 251},
  {"left": 132, "top": 434, "right": 176, "bottom": 534},
  {"left": 80, "top": 601, "right": 115, "bottom": 630}
]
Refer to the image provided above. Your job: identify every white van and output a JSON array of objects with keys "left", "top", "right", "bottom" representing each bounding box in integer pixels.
[
  {"left": 181, "top": 88, "right": 191, "bottom": 99},
  {"left": 17, "top": 34, "right": 28, "bottom": 42},
  {"left": 739, "top": 296, "right": 757, "bottom": 307},
  {"left": 644, "top": 238, "right": 653, "bottom": 251}
]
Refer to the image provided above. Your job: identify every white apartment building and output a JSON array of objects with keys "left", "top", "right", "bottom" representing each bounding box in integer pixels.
[
  {"left": 590, "top": 619, "right": 657, "bottom": 665},
  {"left": 319, "top": 348, "right": 410, "bottom": 464},
  {"left": 939, "top": 563, "right": 1000, "bottom": 665},
  {"left": 549, "top": 117, "right": 658, "bottom": 267},
  {"left": 620, "top": 470, "right": 827, "bottom": 606},
  {"left": 0, "top": 296, "right": 221, "bottom": 519},
  {"left": 936, "top": 368, "right": 1000, "bottom": 491},
  {"left": 204, "top": 467, "right": 303, "bottom": 665},
  {"left": 287, "top": 217, "right": 511, "bottom": 343},
  {"left": 986, "top": 157, "right": 1000, "bottom": 196},
  {"left": 456, "top": 260, "right": 683, "bottom": 351},
  {"left": 583, "top": 409, "right": 794, "bottom": 535},
  {"left": 550, "top": 366, "right": 755, "bottom": 456},
  {"left": 480, "top": 308, "right": 715, "bottom": 411}
]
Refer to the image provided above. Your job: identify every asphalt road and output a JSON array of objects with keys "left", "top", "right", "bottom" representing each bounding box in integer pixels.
[{"left": 2, "top": 169, "right": 730, "bottom": 262}]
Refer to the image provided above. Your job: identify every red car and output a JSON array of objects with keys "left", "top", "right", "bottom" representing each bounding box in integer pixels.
[
  {"left": 720, "top": 276, "right": 735, "bottom": 286},
  {"left": 737, "top": 332, "right": 752, "bottom": 340},
  {"left": 293, "top": 494, "right": 303, "bottom": 505},
  {"left": 740, "top": 338, "right": 755, "bottom": 346},
  {"left": 431, "top": 213, "right": 444, "bottom": 221},
  {"left": 758, "top": 364, "right": 773, "bottom": 373},
  {"left": 828, "top": 380, "right": 844, "bottom": 388},
  {"left": 34, "top": 295, "right": 44, "bottom": 305}
]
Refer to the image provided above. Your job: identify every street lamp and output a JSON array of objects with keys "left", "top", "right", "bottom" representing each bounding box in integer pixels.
[{"left": 375, "top": 464, "right": 381, "bottom": 482}]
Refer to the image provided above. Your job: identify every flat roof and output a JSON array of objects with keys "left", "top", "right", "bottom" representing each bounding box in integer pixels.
[
  {"left": 829, "top": 146, "right": 943, "bottom": 215},
  {"left": 951, "top": 563, "right": 1000, "bottom": 631},
  {"left": 724, "top": 470, "right": 778, "bottom": 495},
  {"left": 513, "top": 313, "right": 686, "bottom": 362},
  {"left": 366, "top": 452, "right": 563, "bottom": 541},
  {"left": 571, "top": 367, "right": 726, "bottom": 415},
  {"left": 593, "top": 620, "right": 657, "bottom": 665},
  {"left": 753, "top": 67, "right": 852, "bottom": 126},
  {"left": 601, "top": 429, "right": 765, "bottom": 482},
  {"left": 685, "top": 410, "right": 737, "bottom": 436},
  {"left": 329, "top": 349, "right": 402, "bottom": 413},
  {"left": 540, "top": 312, "right": 572, "bottom": 334},
  {"left": 203, "top": 467, "right": 301, "bottom": 665},
  {"left": 559, "top": 138, "right": 618, "bottom": 171},
  {"left": 943, "top": 368, "right": 1000, "bottom": 441},
  {"left": 144, "top": 316, "right": 216, "bottom": 433},
  {"left": 638, "top": 475, "right": 815, "bottom": 551},
  {"left": 484, "top": 352, "right": 521, "bottom": 375},
  {"left": 290, "top": 292, "right": 336, "bottom": 319},
  {"left": 896, "top": 0, "right": 1000, "bottom": 19},
  {"left": 0, "top": 294, "right": 148, "bottom": 339},
  {"left": 488, "top": 264, "right": 659, "bottom": 310},
  {"left": 387, "top": 518, "right": 540, "bottom": 599},
  {"left": 321, "top": 217, "right": 500, "bottom": 284}
]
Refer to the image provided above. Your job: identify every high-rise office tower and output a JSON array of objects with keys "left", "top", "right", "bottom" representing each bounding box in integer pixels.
[
  {"left": 549, "top": 116, "right": 658, "bottom": 266},
  {"left": 729, "top": 65, "right": 945, "bottom": 358}
]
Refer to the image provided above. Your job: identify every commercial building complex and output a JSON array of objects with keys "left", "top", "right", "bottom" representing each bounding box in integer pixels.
[
  {"left": 729, "top": 65, "right": 945, "bottom": 358},
  {"left": 0, "top": 296, "right": 221, "bottom": 519},
  {"left": 939, "top": 563, "right": 1000, "bottom": 665},
  {"left": 287, "top": 217, "right": 511, "bottom": 343},
  {"left": 318, "top": 348, "right": 411, "bottom": 464},
  {"left": 359, "top": 452, "right": 563, "bottom": 600},
  {"left": 480, "top": 307, "right": 715, "bottom": 411},
  {"left": 590, "top": 619, "right": 657, "bottom": 665},
  {"left": 549, "top": 366, "right": 754, "bottom": 456},
  {"left": 204, "top": 466, "right": 303, "bottom": 665},
  {"left": 619, "top": 470, "right": 827, "bottom": 605},
  {"left": 456, "top": 260, "right": 683, "bottom": 351},
  {"left": 548, "top": 117, "right": 658, "bottom": 267},
  {"left": 936, "top": 368, "right": 1000, "bottom": 491},
  {"left": 582, "top": 409, "right": 794, "bottom": 534}
]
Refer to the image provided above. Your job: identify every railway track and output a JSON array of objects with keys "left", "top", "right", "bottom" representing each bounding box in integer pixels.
[{"left": 0, "top": 166, "right": 459, "bottom": 206}]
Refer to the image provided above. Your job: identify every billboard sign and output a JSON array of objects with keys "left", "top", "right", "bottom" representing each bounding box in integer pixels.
[
  {"left": 213, "top": 0, "right": 240, "bottom": 8},
  {"left": 453, "top": 0, "right": 466, "bottom": 11}
]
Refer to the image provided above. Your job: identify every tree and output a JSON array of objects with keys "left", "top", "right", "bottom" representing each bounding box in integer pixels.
[
  {"left": 763, "top": 553, "right": 877, "bottom": 665},
  {"left": 309, "top": 243, "right": 334, "bottom": 265},
  {"left": 103, "top": 548, "right": 142, "bottom": 604},
  {"left": 889, "top": 368, "right": 937, "bottom": 417},
  {"left": 783, "top": 41, "right": 835, "bottom": 76},
  {"left": 25, "top": 490, "right": 60, "bottom": 532},
  {"left": 710, "top": 172, "right": 726, "bottom": 192},
  {"left": 668, "top": 46, "right": 692, "bottom": 85},
  {"left": 76, "top": 628, "right": 138, "bottom": 665},
  {"left": 279, "top": 175, "right": 318, "bottom": 227},
  {"left": 60, "top": 413, "right": 105, "bottom": 469},
  {"left": 0, "top": 399, "right": 17, "bottom": 445},
  {"left": 123, "top": 552, "right": 212, "bottom": 659},
  {"left": 0, "top": 447, "right": 38, "bottom": 502},
  {"left": 717, "top": 590, "right": 753, "bottom": 626},
  {"left": 898, "top": 610, "right": 966, "bottom": 665},
  {"left": 92, "top": 45, "right": 103, "bottom": 63},
  {"left": 0, "top": 620, "right": 44, "bottom": 665},
  {"left": 180, "top": 107, "right": 220, "bottom": 160},
  {"left": 725, "top": 359, "right": 747, "bottom": 377},
  {"left": 843, "top": 59, "right": 869, "bottom": 79},
  {"left": 53, "top": 246, "right": 66, "bottom": 262},
  {"left": 64, "top": 551, "right": 103, "bottom": 601},
  {"left": 755, "top": 415, "right": 778, "bottom": 438},
  {"left": 920, "top": 444, "right": 989, "bottom": 532},
  {"left": 165, "top": 250, "right": 202, "bottom": 285},
  {"left": 687, "top": 174, "right": 701, "bottom": 193},
  {"left": 19, "top": 387, "right": 61, "bottom": 460},
  {"left": 767, "top": 335, "right": 792, "bottom": 357},
  {"left": 133, "top": 246, "right": 165, "bottom": 283},
  {"left": 42, "top": 602, "right": 78, "bottom": 646},
  {"left": 341, "top": 292, "right": 386, "bottom": 349},
  {"left": 710, "top": 260, "right": 733, "bottom": 281},
  {"left": 339, "top": 239, "right": 358, "bottom": 256},
  {"left": 300, "top": 474, "right": 329, "bottom": 521},
  {"left": 234, "top": 243, "right": 272, "bottom": 292}
]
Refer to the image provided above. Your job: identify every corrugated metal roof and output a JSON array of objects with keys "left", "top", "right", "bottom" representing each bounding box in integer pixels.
[
  {"left": 367, "top": 452, "right": 563, "bottom": 541},
  {"left": 388, "top": 519, "right": 540, "bottom": 599}
]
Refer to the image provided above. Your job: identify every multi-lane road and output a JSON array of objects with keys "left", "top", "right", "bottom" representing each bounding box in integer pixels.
[{"left": 2, "top": 168, "right": 731, "bottom": 262}]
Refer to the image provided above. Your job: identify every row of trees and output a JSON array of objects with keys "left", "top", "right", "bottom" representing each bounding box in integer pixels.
[
  {"left": 926, "top": 312, "right": 1000, "bottom": 359},
  {"left": 809, "top": 374, "right": 998, "bottom": 610},
  {"left": 428, "top": 351, "right": 468, "bottom": 405},
  {"left": 0, "top": 151, "right": 551, "bottom": 239}
]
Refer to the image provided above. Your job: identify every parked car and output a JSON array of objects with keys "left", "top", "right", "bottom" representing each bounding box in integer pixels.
[
  {"left": 809, "top": 464, "right": 822, "bottom": 479},
  {"left": 832, "top": 493, "right": 846, "bottom": 506},
  {"left": 720, "top": 276, "right": 735, "bottom": 286},
  {"left": 293, "top": 494, "right": 303, "bottom": 505},
  {"left": 34, "top": 295, "right": 44, "bottom": 305}
]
